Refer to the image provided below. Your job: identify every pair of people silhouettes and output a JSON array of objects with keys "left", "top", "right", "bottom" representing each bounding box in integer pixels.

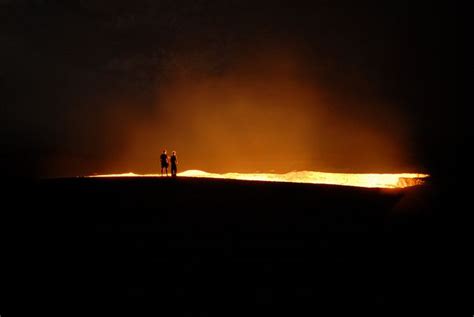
[{"left": 160, "top": 150, "right": 178, "bottom": 177}]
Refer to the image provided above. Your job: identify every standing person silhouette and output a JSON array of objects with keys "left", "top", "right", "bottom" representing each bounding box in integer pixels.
[
  {"left": 160, "top": 150, "right": 169, "bottom": 176},
  {"left": 170, "top": 151, "right": 178, "bottom": 177}
]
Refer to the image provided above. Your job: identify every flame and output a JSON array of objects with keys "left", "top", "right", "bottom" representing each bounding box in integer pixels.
[{"left": 88, "top": 170, "right": 428, "bottom": 188}]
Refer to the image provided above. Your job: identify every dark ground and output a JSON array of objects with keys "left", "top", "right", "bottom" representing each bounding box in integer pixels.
[{"left": 1, "top": 177, "right": 441, "bottom": 316}]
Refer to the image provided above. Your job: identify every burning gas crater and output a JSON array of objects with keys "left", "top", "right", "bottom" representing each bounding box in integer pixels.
[{"left": 89, "top": 170, "right": 428, "bottom": 189}]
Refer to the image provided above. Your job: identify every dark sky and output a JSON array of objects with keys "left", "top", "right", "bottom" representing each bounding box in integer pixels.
[{"left": 1, "top": 0, "right": 457, "bottom": 178}]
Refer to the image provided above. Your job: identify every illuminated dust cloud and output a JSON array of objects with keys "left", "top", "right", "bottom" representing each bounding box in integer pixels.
[
  {"left": 83, "top": 51, "right": 428, "bottom": 189},
  {"left": 88, "top": 170, "right": 428, "bottom": 189}
]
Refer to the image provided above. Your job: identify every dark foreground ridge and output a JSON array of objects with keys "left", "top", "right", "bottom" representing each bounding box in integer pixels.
[{"left": 2, "top": 177, "right": 438, "bottom": 316}]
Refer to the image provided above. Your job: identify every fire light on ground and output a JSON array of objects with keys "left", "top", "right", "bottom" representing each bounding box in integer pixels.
[{"left": 88, "top": 170, "right": 428, "bottom": 188}]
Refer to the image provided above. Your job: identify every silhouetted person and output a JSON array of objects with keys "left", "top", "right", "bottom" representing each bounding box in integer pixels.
[
  {"left": 170, "top": 151, "right": 178, "bottom": 177},
  {"left": 160, "top": 150, "right": 169, "bottom": 176}
]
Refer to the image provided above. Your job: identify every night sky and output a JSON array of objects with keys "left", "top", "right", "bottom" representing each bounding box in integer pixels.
[{"left": 1, "top": 0, "right": 457, "bottom": 179}]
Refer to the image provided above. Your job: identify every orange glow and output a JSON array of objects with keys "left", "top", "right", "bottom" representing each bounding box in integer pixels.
[{"left": 88, "top": 170, "right": 428, "bottom": 188}]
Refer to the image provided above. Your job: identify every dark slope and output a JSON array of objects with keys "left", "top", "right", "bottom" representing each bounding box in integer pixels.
[{"left": 2, "top": 177, "right": 437, "bottom": 316}]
